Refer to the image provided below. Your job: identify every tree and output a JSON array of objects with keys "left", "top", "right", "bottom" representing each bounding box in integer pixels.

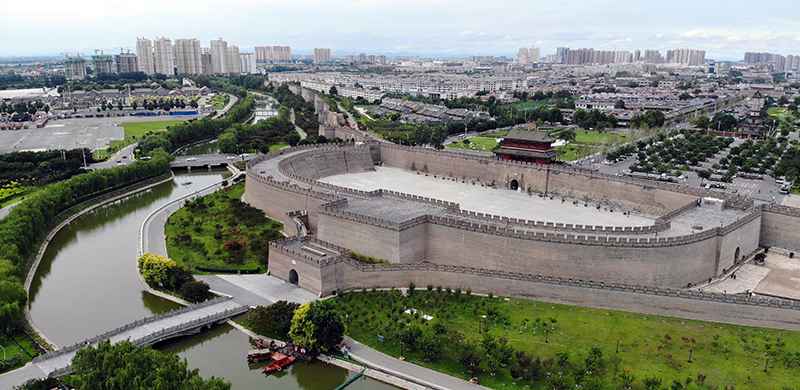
[
  {"left": 459, "top": 343, "right": 483, "bottom": 377},
  {"left": 614, "top": 100, "right": 626, "bottom": 109},
  {"left": 180, "top": 280, "right": 210, "bottom": 303},
  {"left": 289, "top": 301, "right": 344, "bottom": 353},
  {"left": 329, "top": 86, "right": 338, "bottom": 96},
  {"left": 0, "top": 280, "right": 26, "bottom": 334},
  {"left": 643, "top": 377, "right": 663, "bottom": 390},
  {"left": 246, "top": 301, "right": 299, "bottom": 340},
  {"left": 711, "top": 112, "right": 738, "bottom": 132},
  {"left": 691, "top": 115, "right": 711, "bottom": 130},
  {"left": 68, "top": 341, "right": 230, "bottom": 389},
  {"left": 137, "top": 253, "right": 178, "bottom": 289}
]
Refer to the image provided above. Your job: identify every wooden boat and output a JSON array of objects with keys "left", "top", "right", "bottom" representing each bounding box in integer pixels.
[{"left": 262, "top": 352, "right": 296, "bottom": 375}]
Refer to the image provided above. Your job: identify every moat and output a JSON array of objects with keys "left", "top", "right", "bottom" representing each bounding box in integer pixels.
[{"left": 27, "top": 170, "right": 394, "bottom": 389}]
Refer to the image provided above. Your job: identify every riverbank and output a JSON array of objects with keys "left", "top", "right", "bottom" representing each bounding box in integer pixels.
[{"left": 23, "top": 172, "right": 176, "bottom": 350}]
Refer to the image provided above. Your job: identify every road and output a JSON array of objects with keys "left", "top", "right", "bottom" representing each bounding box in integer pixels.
[
  {"left": 346, "top": 337, "right": 488, "bottom": 390},
  {"left": 88, "top": 143, "right": 137, "bottom": 169}
]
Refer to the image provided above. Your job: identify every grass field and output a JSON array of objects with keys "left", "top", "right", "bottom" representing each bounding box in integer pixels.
[
  {"left": 165, "top": 183, "right": 283, "bottom": 274},
  {"left": 0, "top": 182, "right": 38, "bottom": 208},
  {"left": 332, "top": 290, "right": 800, "bottom": 389},
  {"left": 93, "top": 119, "right": 185, "bottom": 160},
  {"left": 268, "top": 143, "right": 289, "bottom": 153},
  {"left": 0, "top": 333, "right": 40, "bottom": 374},
  {"left": 447, "top": 136, "right": 500, "bottom": 152},
  {"left": 574, "top": 129, "right": 629, "bottom": 145},
  {"left": 211, "top": 94, "right": 230, "bottom": 110}
]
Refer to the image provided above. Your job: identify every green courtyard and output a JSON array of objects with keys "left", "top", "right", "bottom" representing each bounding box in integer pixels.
[
  {"left": 93, "top": 119, "right": 186, "bottom": 160},
  {"left": 165, "top": 183, "right": 283, "bottom": 274},
  {"left": 331, "top": 289, "right": 800, "bottom": 389}
]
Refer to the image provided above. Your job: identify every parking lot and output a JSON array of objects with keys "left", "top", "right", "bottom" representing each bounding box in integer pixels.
[{"left": 0, "top": 115, "right": 196, "bottom": 154}]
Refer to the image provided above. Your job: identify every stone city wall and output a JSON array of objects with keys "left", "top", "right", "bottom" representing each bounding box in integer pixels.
[
  {"left": 377, "top": 143, "right": 752, "bottom": 215},
  {"left": 760, "top": 204, "right": 800, "bottom": 253},
  {"left": 269, "top": 239, "right": 800, "bottom": 330}
]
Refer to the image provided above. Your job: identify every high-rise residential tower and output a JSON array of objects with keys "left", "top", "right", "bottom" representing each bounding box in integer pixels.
[
  {"left": 210, "top": 38, "right": 228, "bottom": 74},
  {"left": 226, "top": 45, "right": 241, "bottom": 74},
  {"left": 153, "top": 37, "right": 175, "bottom": 75},
  {"left": 136, "top": 38, "right": 155, "bottom": 74},
  {"left": 114, "top": 52, "right": 138, "bottom": 73},
  {"left": 313, "top": 48, "right": 331, "bottom": 64},
  {"left": 174, "top": 38, "right": 202, "bottom": 75}
]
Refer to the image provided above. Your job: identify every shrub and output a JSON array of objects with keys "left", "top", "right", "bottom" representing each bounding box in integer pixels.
[
  {"left": 180, "top": 280, "right": 211, "bottom": 303},
  {"left": 138, "top": 253, "right": 179, "bottom": 289}
]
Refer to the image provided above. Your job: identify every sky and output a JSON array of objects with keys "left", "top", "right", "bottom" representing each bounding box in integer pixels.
[{"left": 1, "top": 0, "right": 799, "bottom": 60}]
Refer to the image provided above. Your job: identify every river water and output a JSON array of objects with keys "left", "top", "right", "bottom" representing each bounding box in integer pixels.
[{"left": 27, "top": 171, "right": 395, "bottom": 389}]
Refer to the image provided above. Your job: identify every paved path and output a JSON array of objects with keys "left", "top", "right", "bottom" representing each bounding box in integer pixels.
[
  {"left": 197, "top": 274, "right": 316, "bottom": 306},
  {"left": 346, "top": 337, "right": 488, "bottom": 390},
  {"left": 0, "top": 202, "right": 17, "bottom": 220}
]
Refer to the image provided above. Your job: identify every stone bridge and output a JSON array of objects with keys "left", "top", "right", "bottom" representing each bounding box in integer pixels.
[
  {"left": 170, "top": 153, "right": 256, "bottom": 169},
  {"left": 0, "top": 297, "right": 247, "bottom": 387}
]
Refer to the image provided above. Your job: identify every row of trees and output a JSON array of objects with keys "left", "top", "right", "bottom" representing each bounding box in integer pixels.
[
  {"left": 218, "top": 116, "right": 297, "bottom": 154},
  {"left": 630, "top": 110, "right": 666, "bottom": 129},
  {"left": 130, "top": 98, "right": 198, "bottom": 111},
  {"left": 267, "top": 83, "right": 320, "bottom": 132},
  {"left": 137, "top": 95, "right": 254, "bottom": 156},
  {"left": 0, "top": 151, "right": 171, "bottom": 338},
  {"left": 691, "top": 113, "right": 739, "bottom": 132},
  {"left": 0, "top": 100, "right": 49, "bottom": 116},
  {"left": 20, "top": 341, "right": 230, "bottom": 389},
  {"left": 0, "top": 149, "right": 92, "bottom": 186},
  {"left": 574, "top": 109, "right": 618, "bottom": 130}
]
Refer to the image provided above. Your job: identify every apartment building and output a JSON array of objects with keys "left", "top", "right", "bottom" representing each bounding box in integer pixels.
[
  {"left": 92, "top": 54, "right": 115, "bottom": 74},
  {"left": 153, "top": 37, "right": 175, "bottom": 75},
  {"left": 136, "top": 38, "right": 155, "bottom": 75},
  {"left": 314, "top": 48, "right": 332, "bottom": 64},
  {"left": 666, "top": 48, "right": 705, "bottom": 66},
  {"left": 240, "top": 53, "right": 257, "bottom": 74},
  {"left": 174, "top": 38, "right": 202, "bottom": 75},
  {"left": 114, "top": 53, "right": 138, "bottom": 73},
  {"left": 226, "top": 45, "right": 241, "bottom": 75},
  {"left": 210, "top": 38, "right": 228, "bottom": 74},
  {"left": 255, "top": 46, "right": 292, "bottom": 63}
]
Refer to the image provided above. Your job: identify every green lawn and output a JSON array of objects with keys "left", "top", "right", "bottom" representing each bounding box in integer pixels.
[
  {"left": 332, "top": 290, "right": 800, "bottom": 389},
  {"left": 0, "top": 182, "right": 38, "bottom": 208},
  {"left": 0, "top": 333, "right": 40, "bottom": 374},
  {"left": 268, "top": 143, "right": 289, "bottom": 153},
  {"left": 211, "top": 94, "right": 230, "bottom": 110},
  {"left": 574, "top": 130, "right": 629, "bottom": 145},
  {"left": 93, "top": 120, "right": 185, "bottom": 161},
  {"left": 165, "top": 183, "right": 283, "bottom": 274},
  {"left": 556, "top": 144, "right": 596, "bottom": 161},
  {"left": 507, "top": 100, "right": 550, "bottom": 112},
  {"left": 447, "top": 136, "right": 501, "bottom": 153}
]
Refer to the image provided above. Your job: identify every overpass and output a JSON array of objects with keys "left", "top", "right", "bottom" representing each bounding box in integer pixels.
[{"left": 0, "top": 297, "right": 247, "bottom": 387}]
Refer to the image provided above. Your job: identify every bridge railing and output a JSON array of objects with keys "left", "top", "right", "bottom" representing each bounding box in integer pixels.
[{"left": 33, "top": 297, "right": 237, "bottom": 364}]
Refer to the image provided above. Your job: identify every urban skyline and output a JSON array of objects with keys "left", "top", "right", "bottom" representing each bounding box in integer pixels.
[{"left": 2, "top": 0, "right": 798, "bottom": 59}]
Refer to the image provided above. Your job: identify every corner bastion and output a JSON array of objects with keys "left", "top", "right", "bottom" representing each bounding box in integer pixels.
[{"left": 245, "top": 143, "right": 795, "bottom": 294}]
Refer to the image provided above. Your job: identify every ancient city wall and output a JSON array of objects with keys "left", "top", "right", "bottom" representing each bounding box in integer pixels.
[
  {"left": 423, "top": 219, "right": 719, "bottom": 287},
  {"left": 377, "top": 144, "right": 735, "bottom": 216},
  {"left": 269, "top": 240, "right": 800, "bottom": 330},
  {"left": 245, "top": 173, "right": 333, "bottom": 234},
  {"left": 278, "top": 146, "right": 375, "bottom": 180},
  {"left": 760, "top": 205, "right": 800, "bottom": 253}
]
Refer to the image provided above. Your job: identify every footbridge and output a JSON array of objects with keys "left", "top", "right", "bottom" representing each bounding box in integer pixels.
[
  {"left": 170, "top": 153, "right": 256, "bottom": 169},
  {"left": 0, "top": 297, "right": 247, "bottom": 387}
]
